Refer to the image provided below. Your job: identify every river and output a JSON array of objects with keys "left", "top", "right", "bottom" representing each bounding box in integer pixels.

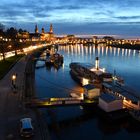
[{"left": 35, "top": 44, "right": 140, "bottom": 140}]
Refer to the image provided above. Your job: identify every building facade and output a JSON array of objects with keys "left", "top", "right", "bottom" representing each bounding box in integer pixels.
[{"left": 17, "top": 24, "right": 55, "bottom": 42}]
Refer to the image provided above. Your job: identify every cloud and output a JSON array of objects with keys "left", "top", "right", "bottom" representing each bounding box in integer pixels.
[
  {"left": 115, "top": 16, "right": 140, "bottom": 20},
  {"left": 0, "top": 0, "right": 140, "bottom": 36}
]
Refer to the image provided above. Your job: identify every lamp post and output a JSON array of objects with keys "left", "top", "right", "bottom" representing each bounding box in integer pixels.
[{"left": 11, "top": 74, "right": 17, "bottom": 89}]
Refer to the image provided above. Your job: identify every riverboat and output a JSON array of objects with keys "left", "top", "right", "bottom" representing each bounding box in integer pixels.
[
  {"left": 45, "top": 57, "right": 53, "bottom": 66},
  {"left": 45, "top": 52, "right": 64, "bottom": 67},
  {"left": 52, "top": 53, "right": 64, "bottom": 67},
  {"left": 69, "top": 57, "right": 124, "bottom": 86}
]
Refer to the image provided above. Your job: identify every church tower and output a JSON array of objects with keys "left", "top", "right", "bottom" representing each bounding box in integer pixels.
[
  {"left": 50, "top": 24, "right": 53, "bottom": 33},
  {"left": 42, "top": 27, "right": 45, "bottom": 33},
  {"left": 35, "top": 24, "right": 38, "bottom": 33}
]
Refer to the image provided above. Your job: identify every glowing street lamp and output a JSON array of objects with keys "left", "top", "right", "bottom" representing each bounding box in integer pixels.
[{"left": 11, "top": 74, "right": 17, "bottom": 88}]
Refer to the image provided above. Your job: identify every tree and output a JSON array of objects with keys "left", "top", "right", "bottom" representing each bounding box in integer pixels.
[
  {"left": 18, "top": 28, "right": 23, "bottom": 34},
  {"left": 0, "top": 23, "right": 5, "bottom": 60},
  {"left": 6, "top": 27, "right": 17, "bottom": 40},
  {"left": 0, "top": 23, "right": 5, "bottom": 37},
  {"left": 103, "top": 36, "right": 115, "bottom": 41},
  {"left": 6, "top": 27, "right": 18, "bottom": 56},
  {"left": 0, "top": 41, "right": 7, "bottom": 60}
]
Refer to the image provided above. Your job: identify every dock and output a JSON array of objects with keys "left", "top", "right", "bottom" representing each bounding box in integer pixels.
[{"left": 25, "top": 97, "right": 96, "bottom": 108}]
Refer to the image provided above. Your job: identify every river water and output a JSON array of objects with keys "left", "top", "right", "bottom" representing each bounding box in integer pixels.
[{"left": 35, "top": 44, "right": 140, "bottom": 140}]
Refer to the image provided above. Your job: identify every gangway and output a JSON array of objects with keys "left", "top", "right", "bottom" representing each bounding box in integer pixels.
[{"left": 25, "top": 97, "right": 96, "bottom": 108}]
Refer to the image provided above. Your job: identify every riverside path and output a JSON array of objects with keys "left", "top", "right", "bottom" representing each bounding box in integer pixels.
[{"left": 0, "top": 56, "right": 48, "bottom": 140}]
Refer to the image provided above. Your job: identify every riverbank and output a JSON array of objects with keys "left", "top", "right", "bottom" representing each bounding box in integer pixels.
[
  {"left": 0, "top": 54, "right": 24, "bottom": 80},
  {"left": 111, "top": 44, "right": 140, "bottom": 50},
  {"left": 0, "top": 45, "right": 50, "bottom": 139},
  {"left": 23, "top": 46, "right": 51, "bottom": 140}
]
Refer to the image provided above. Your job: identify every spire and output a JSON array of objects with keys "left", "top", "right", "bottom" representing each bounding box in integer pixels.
[
  {"left": 35, "top": 24, "right": 38, "bottom": 33},
  {"left": 42, "top": 27, "right": 45, "bottom": 33},
  {"left": 50, "top": 24, "right": 53, "bottom": 33}
]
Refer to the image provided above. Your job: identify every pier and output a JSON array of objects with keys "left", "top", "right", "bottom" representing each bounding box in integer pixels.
[{"left": 25, "top": 97, "right": 96, "bottom": 108}]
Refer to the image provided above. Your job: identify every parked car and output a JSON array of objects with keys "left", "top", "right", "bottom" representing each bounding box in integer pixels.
[{"left": 20, "top": 118, "right": 34, "bottom": 138}]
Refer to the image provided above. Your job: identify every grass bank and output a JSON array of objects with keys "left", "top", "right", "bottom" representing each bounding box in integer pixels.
[{"left": 0, "top": 55, "right": 24, "bottom": 79}]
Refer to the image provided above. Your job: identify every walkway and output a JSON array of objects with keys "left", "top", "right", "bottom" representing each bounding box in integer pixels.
[
  {"left": 26, "top": 97, "right": 95, "bottom": 108},
  {"left": 0, "top": 56, "right": 42, "bottom": 139}
]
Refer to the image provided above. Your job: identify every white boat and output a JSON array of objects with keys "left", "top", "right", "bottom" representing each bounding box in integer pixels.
[{"left": 69, "top": 57, "right": 124, "bottom": 86}]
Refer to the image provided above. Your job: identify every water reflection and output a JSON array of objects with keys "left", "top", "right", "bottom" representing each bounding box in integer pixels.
[
  {"left": 58, "top": 44, "right": 140, "bottom": 90},
  {"left": 36, "top": 44, "right": 140, "bottom": 140},
  {"left": 59, "top": 44, "right": 138, "bottom": 58}
]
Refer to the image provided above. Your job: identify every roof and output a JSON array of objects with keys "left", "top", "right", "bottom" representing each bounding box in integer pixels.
[
  {"left": 102, "top": 82, "right": 112, "bottom": 89},
  {"left": 70, "top": 62, "right": 93, "bottom": 69},
  {"left": 84, "top": 84, "right": 95, "bottom": 90},
  {"left": 79, "top": 63, "right": 93, "bottom": 69},
  {"left": 103, "top": 82, "right": 139, "bottom": 102},
  {"left": 20, "top": 118, "right": 32, "bottom": 129},
  {"left": 29, "top": 33, "right": 41, "bottom": 38},
  {"left": 100, "top": 93, "right": 121, "bottom": 103},
  {"left": 70, "top": 62, "right": 108, "bottom": 76},
  {"left": 120, "top": 91, "right": 139, "bottom": 102}
]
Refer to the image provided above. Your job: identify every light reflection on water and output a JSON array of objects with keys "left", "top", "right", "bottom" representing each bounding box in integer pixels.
[{"left": 35, "top": 44, "right": 140, "bottom": 140}]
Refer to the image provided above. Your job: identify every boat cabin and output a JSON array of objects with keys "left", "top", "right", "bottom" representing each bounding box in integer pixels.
[
  {"left": 99, "top": 93, "right": 123, "bottom": 112},
  {"left": 102, "top": 82, "right": 140, "bottom": 110},
  {"left": 83, "top": 84, "right": 100, "bottom": 99}
]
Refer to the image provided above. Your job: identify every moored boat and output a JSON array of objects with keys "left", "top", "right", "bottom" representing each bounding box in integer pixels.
[
  {"left": 45, "top": 50, "right": 64, "bottom": 67},
  {"left": 45, "top": 57, "right": 53, "bottom": 66},
  {"left": 53, "top": 53, "right": 63, "bottom": 67},
  {"left": 69, "top": 57, "right": 124, "bottom": 86}
]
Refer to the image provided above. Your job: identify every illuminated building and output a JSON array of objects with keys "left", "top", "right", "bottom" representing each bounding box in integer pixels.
[
  {"left": 40, "top": 24, "right": 55, "bottom": 41},
  {"left": 18, "top": 24, "right": 56, "bottom": 42}
]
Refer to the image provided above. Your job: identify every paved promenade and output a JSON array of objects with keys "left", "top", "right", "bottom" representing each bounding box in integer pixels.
[{"left": 0, "top": 56, "right": 42, "bottom": 140}]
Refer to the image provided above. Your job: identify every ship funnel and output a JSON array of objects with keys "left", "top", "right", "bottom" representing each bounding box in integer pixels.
[{"left": 95, "top": 57, "right": 99, "bottom": 70}]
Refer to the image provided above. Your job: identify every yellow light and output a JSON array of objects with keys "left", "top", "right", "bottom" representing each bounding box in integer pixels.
[
  {"left": 33, "top": 46, "right": 37, "bottom": 49},
  {"left": 82, "top": 78, "right": 89, "bottom": 86},
  {"left": 8, "top": 45, "right": 12, "bottom": 48},
  {"left": 12, "top": 75, "right": 16, "bottom": 80},
  {"left": 102, "top": 68, "right": 105, "bottom": 72},
  {"left": 112, "top": 76, "right": 117, "bottom": 80}
]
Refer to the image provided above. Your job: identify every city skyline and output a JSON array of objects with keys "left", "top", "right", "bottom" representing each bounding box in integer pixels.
[{"left": 0, "top": 0, "right": 140, "bottom": 37}]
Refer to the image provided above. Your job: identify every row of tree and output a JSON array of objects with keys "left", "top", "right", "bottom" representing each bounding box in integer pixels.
[
  {"left": 0, "top": 23, "right": 29, "bottom": 60},
  {"left": 0, "top": 23, "right": 28, "bottom": 40}
]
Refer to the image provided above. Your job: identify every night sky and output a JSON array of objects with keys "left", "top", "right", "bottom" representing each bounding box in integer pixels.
[{"left": 0, "top": 0, "right": 140, "bottom": 37}]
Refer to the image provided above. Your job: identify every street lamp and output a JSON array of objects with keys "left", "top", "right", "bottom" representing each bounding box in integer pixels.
[{"left": 11, "top": 74, "right": 17, "bottom": 89}]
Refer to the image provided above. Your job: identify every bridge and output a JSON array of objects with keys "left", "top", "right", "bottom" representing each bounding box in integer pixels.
[{"left": 25, "top": 97, "right": 96, "bottom": 108}]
